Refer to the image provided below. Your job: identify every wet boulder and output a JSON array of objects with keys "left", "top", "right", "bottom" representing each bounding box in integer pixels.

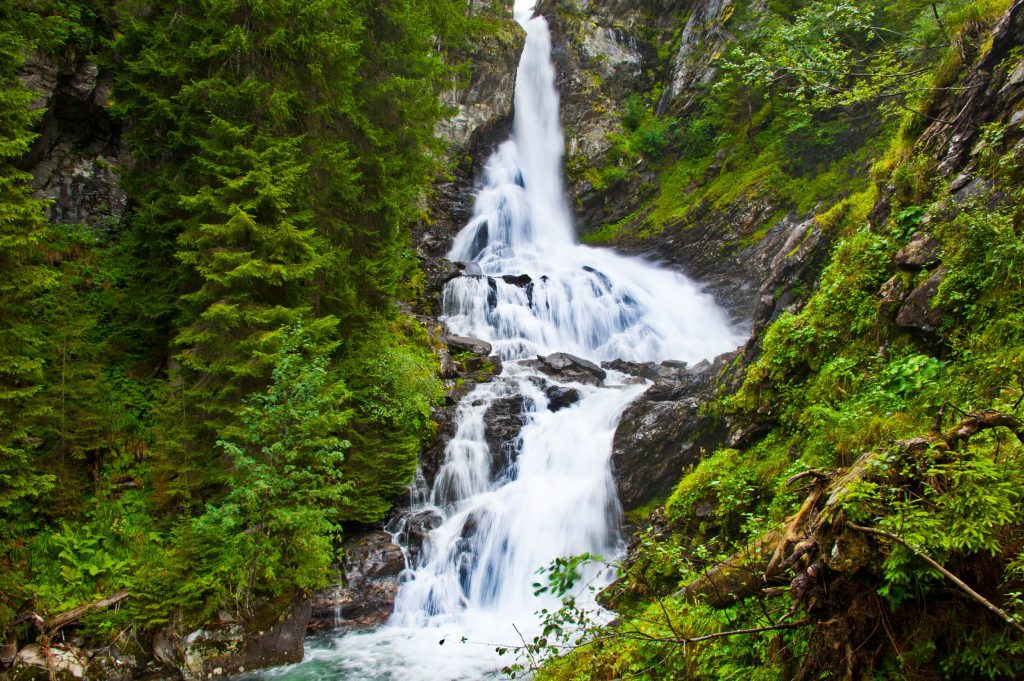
[
  {"left": 530, "top": 352, "right": 607, "bottom": 386},
  {"left": 612, "top": 398, "right": 727, "bottom": 511},
  {"left": 601, "top": 359, "right": 660, "bottom": 380},
  {"left": 391, "top": 508, "right": 444, "bottom": 566},
  {"left": 645, "top": 360, "right": 714, "bottom": 402},
  {"left": 484, "top": 395, "right": 529, "bottom": 476},
  {"left": 544, "top": 385, "right": 582, "bottom": 412}
]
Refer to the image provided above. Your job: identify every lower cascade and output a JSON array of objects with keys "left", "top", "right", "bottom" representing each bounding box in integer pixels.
[{"left": 250, "top": 5, "right": 740, "bottom": 680}]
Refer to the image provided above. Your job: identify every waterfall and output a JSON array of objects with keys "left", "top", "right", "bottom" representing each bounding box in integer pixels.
[{"left": 246, "top": 7, "right": 740, "bottom": 681}]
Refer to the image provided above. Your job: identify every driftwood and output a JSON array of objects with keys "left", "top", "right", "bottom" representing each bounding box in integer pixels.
[{"left": 677, "top": 408, "right": 1024, "bottom": 631}]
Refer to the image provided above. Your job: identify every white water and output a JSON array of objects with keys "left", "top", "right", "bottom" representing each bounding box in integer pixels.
[{"left": 248, "top": 6, "right": 740, "bottom": 681}]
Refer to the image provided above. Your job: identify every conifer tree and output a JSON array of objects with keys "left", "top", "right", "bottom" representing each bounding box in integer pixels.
[{"left": 0, "top": 12, "right": 56, "bottom": 515}]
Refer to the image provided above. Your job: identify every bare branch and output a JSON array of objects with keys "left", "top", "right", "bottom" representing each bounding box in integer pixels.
[{"left": 845, "top": 522, "right": 1024, "bottom": 636}]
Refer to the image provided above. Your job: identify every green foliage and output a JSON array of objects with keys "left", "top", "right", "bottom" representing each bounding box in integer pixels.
[
  {"left": 135, "top": 324, "right": 352, "bottom": 625},
  {"left": 337, "top": 319, "right": 444, "bottom": 522},
  {"left": 0, "top": 4, "right": 57, "bottom": 521},
  {"left": 1, "top": 0, "right": 462, "bottom": 641}
]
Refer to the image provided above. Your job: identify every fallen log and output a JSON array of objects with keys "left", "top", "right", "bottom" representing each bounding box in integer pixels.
[
  {"left": 45, "top": 589, "right": 129, "bottom": 632},
  {"left": 676, "top": 407, "right": 1024, "bottom": 617}
]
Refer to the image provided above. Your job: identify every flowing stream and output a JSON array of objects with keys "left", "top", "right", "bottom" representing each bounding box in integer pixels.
[{"left": 248, "top": 4, "right": 740, "bottom": 679}]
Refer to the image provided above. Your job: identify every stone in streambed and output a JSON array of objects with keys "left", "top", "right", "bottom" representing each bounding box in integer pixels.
[{"left": 529, "top": 352, "right": 606, "bottom": 387}]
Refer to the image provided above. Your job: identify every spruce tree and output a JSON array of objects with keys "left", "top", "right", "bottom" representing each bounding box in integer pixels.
[{"left": 0, "top": 12, "right": 56, "bottom": 516}]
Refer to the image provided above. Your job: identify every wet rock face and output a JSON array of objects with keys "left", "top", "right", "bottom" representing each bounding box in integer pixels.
[
  {"left": 416, "top": 5, "right": 525, "bottom": 257},
  {"left": 659, "top": 0, "right": 735, "bottom": 110},
  {"left": 613, "top": 398, "right": 721, "bottom": 511},
  {"left": 310, "top": 531, "right": 406, "bottom": 634},
  {"left": 484, "top": 395, "right": 529, "bottom": 476},
  {"left": 610, "top": 357, "right": 732, "bottom": 511}
]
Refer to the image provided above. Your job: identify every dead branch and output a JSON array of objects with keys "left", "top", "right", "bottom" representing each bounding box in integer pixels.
[
  {"left": 845, "top": 522, "right": 1024, "bottom": 636},
  {"left": 786, "top": 470, "right": 830, "bottom": 486},
  {"left": 45, "top": 589, "right": 129, "bottom": 633},
  {"left": 942, "top": 409, "right": 1024, "bottom": 451}
]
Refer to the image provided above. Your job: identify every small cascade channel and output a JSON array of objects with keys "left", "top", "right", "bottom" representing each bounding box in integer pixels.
[{"left": 247, "top": 3, "right": 741, "bottom": 679}]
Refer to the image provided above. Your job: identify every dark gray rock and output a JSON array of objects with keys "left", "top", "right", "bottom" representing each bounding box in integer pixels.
[
  {"left": 501, "top": 273, "right": 532, "bottom": 288},
  {"left": 645, "top": 360, "right": 714, "bottom": 402},
  {"left": 446, "top": 335, "right": 492, "bottom": 357},
  {"left": 446, "top": 336, "right": 501, "bottom": 375},
  {"left": 531, "top": 352, "right": 607, "bottom": 386},
  {"left": 392, "top": 508, "right": 444, "bottom": 565},
  {"left": 544, "top": 385, "right": 582, "bottom": 412},
  {"left": 601, "top": 359, "right": 659, "bottom": 380},
  {"left": 895, "top": 232, "right": 941, "bottom": 269},
  {"left": 484, "top": 395, "right": 529, "bottom": 475},
  {"left": 611, "top": 398, "right": 725, "bottom": 511},
  {"left": 896, "top": 266, "right": 948, "bottom": 333}
]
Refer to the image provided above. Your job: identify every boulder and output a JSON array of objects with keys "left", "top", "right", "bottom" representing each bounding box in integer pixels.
[
  {"left": 11, "top": 644, "right": 86, "bottom": 681},
  {"left": 896, "top": 266, "right": 948, "bottom": 333},
  {"left": 895, "top": 232, "right": 941, "bottom": 269},
  {"left": 531, "top": 352, "right": 607, "bottom": 386},
  {"left": 484, "top": 395, "right": 529, "bottom": 475},
  {"left": 153, "top": 596, "right": 310, "bottom": 681},
  {"left": 644, "top": 360, "right": 714, "bottom": 402},
  {"left": 601, "top": 359, "right": 659, "bottom": 380},
  {"left": 446, "top": 335, "right": 492, "bottom": 357},
  {"left": 544, "top": 385, "right": 582, "bottom": 412},
  {"left": 611, "top": 399, "right": 726, "bottom": 511}
]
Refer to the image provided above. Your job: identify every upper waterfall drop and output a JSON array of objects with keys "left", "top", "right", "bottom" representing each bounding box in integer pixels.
[{"left": 445, "top": 15, "right": 739, "bottom": 365}]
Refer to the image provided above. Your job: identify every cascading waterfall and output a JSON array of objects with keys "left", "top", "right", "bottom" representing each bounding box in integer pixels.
[{"left": 248, "top": 4, "right": 741, "bottom": 680}]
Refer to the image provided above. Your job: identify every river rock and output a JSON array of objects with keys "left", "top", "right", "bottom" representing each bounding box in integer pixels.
[
  {"left": 530, "top": 352, "right": 607, "bottom": 386},
  {"left": 10, "top": 644, "right": 86, "bottom": 681},
  {"left": 601, "top": 359, "right": 659, "bottom": 380},
  {"left": 544, "top": 385, "right": 582, "bottom": 412}
]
